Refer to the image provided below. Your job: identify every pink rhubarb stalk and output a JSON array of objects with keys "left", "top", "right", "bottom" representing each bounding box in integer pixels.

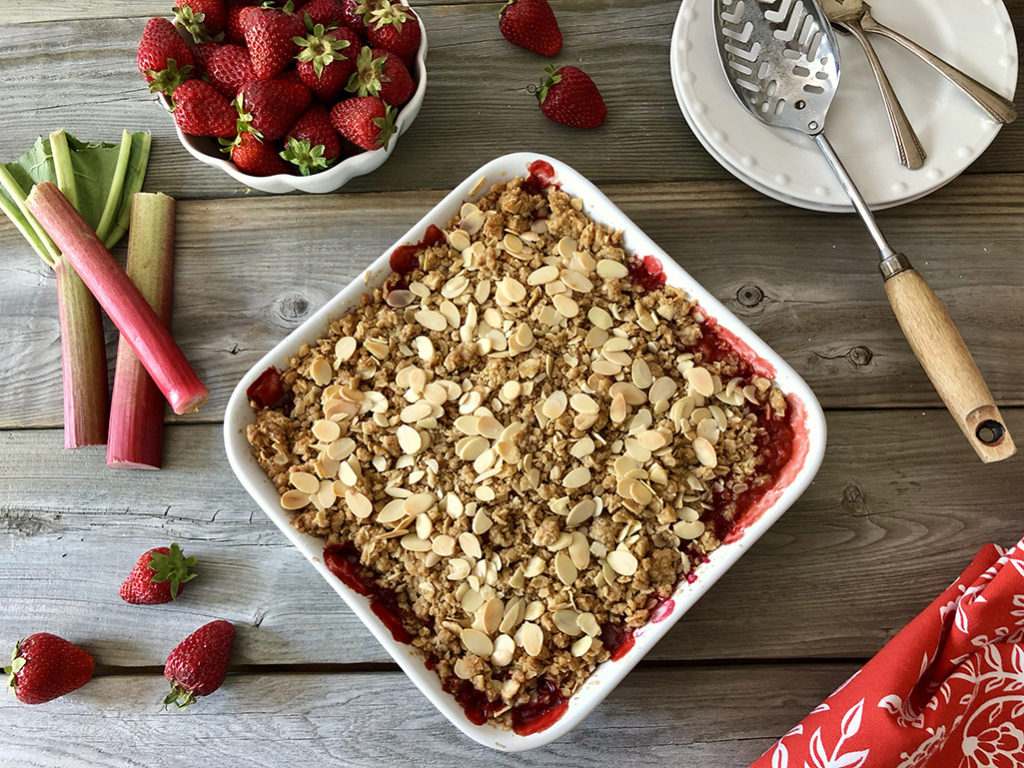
[
  {"left": 107, "top": 193, "right": 177, "bottom": 468},
  {"left": 25, "top": 182, "right": 208, "bottom": 415}
]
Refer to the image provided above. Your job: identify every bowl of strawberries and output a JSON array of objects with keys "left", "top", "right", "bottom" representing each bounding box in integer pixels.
[{"left": 138, "top": 0, "right": 427, "bottom": 193}]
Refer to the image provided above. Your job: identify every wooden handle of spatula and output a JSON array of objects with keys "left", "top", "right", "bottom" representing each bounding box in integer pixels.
[{"left": 884, "top": 265, "right": 1015, "bottom": 462}]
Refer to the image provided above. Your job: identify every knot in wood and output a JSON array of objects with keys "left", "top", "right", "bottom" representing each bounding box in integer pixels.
[
  {"left": 275, "top": 293, "right": 311, "bottom": 324},
  {"left": 847, "top": 345, "right": 873, "bottom": 367},
  {"left": 736, "top": 284, "right": 764, "bottom": 308}
]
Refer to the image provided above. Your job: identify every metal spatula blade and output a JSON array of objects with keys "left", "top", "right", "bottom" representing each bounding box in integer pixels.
[
  {"left": 712, "top": 0, "right": 1015, "bottom": 463},
  {"left": 717, "top": 0, "right": 838, "bottom": 136}
]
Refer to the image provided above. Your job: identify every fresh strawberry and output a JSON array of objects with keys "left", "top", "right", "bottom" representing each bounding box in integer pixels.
[
  {"left": 535, "top": 65, "right": 606, "bottom": 129},
  {"left": 366, "top": 2, "right": 420, "bottom": 66},
  {"left": 301, "top": 0, "right": 347, "bottom": 28},
  {"left": 172, "top": 79, "right": 238, "bottom": 137},
  {"left": 192, "top": 41, "right": 222, "bottom": 76},
  {"left": 346, "top": 47, "right": 413, "bottom": 107},
  {"left": 5, "top": 633, "right": 94, "bottom": 705},
  {"left": 341, "top": 0, "right": 382, "bottom": 34},
  {"left": 175, "top": 0, "right": 229, "bottom": 42},
  {"left": 205, "top": 44, "right": 256, "bottom": 99},
  {"left": 119, "top": 543, "right": 198, "bottom": 605},
  {"left": 282, "top": 104, "right": 341, "bottom": 174},
  {"left": 235, "top": 79, "right": 312, "bottom": 140},
  {"left": 228, "top": 132, "right": 292, "bottom": 175},
  {"left": 137, "top": 17, "right": 194, "bottom": 94},
  {"left": 163, "top": 620, "right": 235, "bottom": 709},
  {"left": 244, "top": 4, "right": 306, "bottom": 79},
  {"left": 499, "top": 0, "right": 562, "bottom": 57},
  {"left": 227, "top": 0, "right": 259, "bottom": 45},
  {"left": 278, "top": 68, "right": 305, "bottom": 84},
  {"left": 330, "top": 96, "right": 395, "bottom": 151},
  {"left": 294, "top": 24, "right": 361, "bottom": 102}
]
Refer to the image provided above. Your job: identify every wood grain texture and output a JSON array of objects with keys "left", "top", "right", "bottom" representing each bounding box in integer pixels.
[
  {"left": 2, "top": 408, "right": 1022, "bottom": 667},
  {"left": 0, "top": 663, "right": 856, "bottom": 767},
  {"left": 1, "top": 1, "right": 1022, "bottom": 201},
  {"left": 3, "top": 174, "right": 1023, "bottom": 428}
]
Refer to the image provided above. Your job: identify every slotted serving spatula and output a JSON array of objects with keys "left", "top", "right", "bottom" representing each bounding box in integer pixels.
[{"left": 713, "top": 0, "right": 1014, "bottom": 462}]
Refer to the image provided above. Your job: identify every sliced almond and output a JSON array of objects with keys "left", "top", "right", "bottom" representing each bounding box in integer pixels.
[
  {"left": 397, "top": 425, "right": 423, "bottom": 455},
  {"left": 334, "top": 336, "right": 357, "bottom": 363},
  {"left": 606, "top": 548, "right": 638, "bottom": 576},
  {"left": 290, "top": 471, "right": 320, "bottom": 495},
  {"left": 609, "top": 392, "right": 628, "bottom": 423},
  {"left": 280, "top": 490, "right": 310, "bottom": 510},
  {"left": 577, "top": 612, "right": 600, "bottom": 637},
  {"left": 517, "top": 622, "right": 544, "bottom": 657},
  {"left": 448, "top": 229, "right": 472, "bottom": 251},
  {"left": 685, "top": 366, "right": 716, "bottom": 398},
  {"left": 461, "top": 628, "right": 494, "bottom": 657},
  {"left": 528, "top": 265, "right": 559, "bottom": 285},
  {"left": 345, "top": 491, "right": 373, "bottom": 519},
  {"left": 569, "top": 393, "right": 599, "bottom": 414},
  {"left": 571, "top": 636, "right": 593, "bottom": 657},
  {"left": 400, "top": 534, "right": 432, "bottom": 552},
  {"left": 631, "top": 358, "right": 653, "bottom": 390},
  {"left": 566, "top": 498, "right": 596, "bottom": 527},
  {"left": 448, "top": 558, "right": 471, "bottom": 580},
  {"left": 693, "top": 436, "right": 717, "bottom": 467},
  {"left": 673, "top": 519, "right": 706, "bottom": 540},
  {"left": 552, "top": 609, "right": 582, "bottom": 637},
  {"left": 563, "top": 466, "right": 591, "bottom": 489},
  {"left": 542, "top": 390, "right": 568, "bottom": 420},
  {"left": 596, "top": 259, "right": 628, "bottom": 279},
  {"left": 480, "top": 598, "right": 504, "bottom": 635},
  {"left": 459, "top": 532, "right": 483, "bottom": 559},
  {"left": 554, "top": 551, "right": 578, "bottom": 586},
  {"left": 552, "top": 293, "right": 579, "bottom": 318},
  {"left": 432, "top": 534, "right": 456, "bottom": 556},
  {"left": 570, "top": 436, "right": 596, "bottom": 459}
]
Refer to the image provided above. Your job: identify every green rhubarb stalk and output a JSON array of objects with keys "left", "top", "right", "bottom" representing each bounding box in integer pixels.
[
  {"left": 107, "top": 193, "right": 177, "bottom": 469},
  {"left": 0, "top": 164, "right": 59, "bottom": 266},
  {"left": 95, "top": 130, "right": 134, "bottom": 244},
  {"left": 26, "top": 183, "right": 208, "bottom": 416},
  {"left": 48, "top": 130, "right": 110, "bottom": 447},
  {"left": 103, "top": 132, "right": 152, "bottom": 250}
]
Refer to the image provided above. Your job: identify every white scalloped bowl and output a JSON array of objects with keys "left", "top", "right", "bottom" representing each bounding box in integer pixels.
[
  {"left": 224, "top": 153, "right": 828, "bottom": 749},
  {"left": 157, "top": 12, "right": 427, "bottom": 194}
]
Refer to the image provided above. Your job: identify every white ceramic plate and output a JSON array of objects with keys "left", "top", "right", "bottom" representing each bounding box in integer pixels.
[
  {"left": 159, "top": 9, "right": 428, "bottom": 194},
  {"left": 224, "top": 153, "right": 828, "bottom": 750},
  {"left": 670, "top": 0, "right": 1018, "bottom": 212}
]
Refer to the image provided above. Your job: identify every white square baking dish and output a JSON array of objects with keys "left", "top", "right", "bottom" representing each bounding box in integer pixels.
[{"left": 224, "top": 152, "right": 827, "bottom": 750}]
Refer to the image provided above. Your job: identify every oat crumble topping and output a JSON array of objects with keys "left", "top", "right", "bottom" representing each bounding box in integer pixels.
[{"left": 246, "top": 175, "right": 793, "bottom": 731}]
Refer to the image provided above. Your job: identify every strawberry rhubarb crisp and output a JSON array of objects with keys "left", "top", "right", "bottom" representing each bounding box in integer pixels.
[{"left": 246, "top": 170, "right": 795, "bottom": 733}]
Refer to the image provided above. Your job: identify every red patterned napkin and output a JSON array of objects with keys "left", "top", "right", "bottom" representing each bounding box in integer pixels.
[{"left": 751, "top": 538, "right": 1024, "bottom": 768}]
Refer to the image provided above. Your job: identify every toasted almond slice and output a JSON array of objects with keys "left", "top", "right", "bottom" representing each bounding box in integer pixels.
[
  {"left": 400, "top": 401, "right": 433, "bottom": 423},
  {"left": 385, "top": 289, "right": 414, "bottom": 308},
  {"left": 400, "top": 534, "right": 432, "bottom": 552},
  {"left": 528, "top": 265, "right": 559, "bottom": 285},
  {"left": 696, "top": 417, "right": 720, "bottom": 444},
  {"left": 397, "top": 424, "right": 423, "bottom": 455},
  {"left": 461, "top": 628, "right": 494, "bottom": 657},
  {"left": 403, "top": 492, "right": 436, "bottom": 516},
  {"left": 552, "top": 609, "right": 582, "bottom": 636},
  {"left": 566, "top": 498, "right": 596, "bottom": 528},
  {"left": 568, "top": 532, "right": 591, "bottom": 570},
  {"left": 561, "top": 269, "right": 593, "bottom": 293},
  {"left": 415, "top": 309, "right": 448, "bottom": 332},
  {"left": 563, "top": 466, "right": 591, "bottom": 489},
  {"left": 637, "top": 429, "right": 669, "bottom": 451},
  {"left": 432, "top": 534, "right": 456, "bottom": 556},
  {"left": 441, "top": 274, "right": 470, "bottom": 299},
  {"left": 461, "top": 209, "right": 485, "bottom": 235},
  {"left": 409, "top": 281, "right": 429, "bottom": 298},
  {"left": 500, "top": 381, "right": 522, "bottom": 402},
  {"left": 334, "top": 336, "right": 357, "bottom": 363},
  {"left": 631, "top": 358, "right": 653, "bottom": 390},
  {"left": 502, "top": 233, "right": 524, "bottom": 256},
  {"left": 570, "top": 436, "right": 596, "bottom": 459},
  {"left": 673, "top": 519, "right": 707, "bottom": 540},
  {"left": 606, "top": 548, "right": 638, "bottom": 576},
  {"left": 571, "top": 636, "right": 593, "bottom": 657},
  {"left": 481, "top": 598, "right": 504, "bottom": 635},
  {"left": 280, "top": 490, "right": 310, "bottom": 510},
  {"left": 377, "top": 498, "right": 407, "bottom": 524},
  {"left": 493, "top": 632, "right": 516, "bottom": 658},
  {"left": 499, "top": 276, "right": 527, "bottom": 303},
  {"left": 439, "top": 300, "right": 461, "bottom": 328},
  {"left": 610, "top": 392, "right": 628, "bottom": 423},
  {"left": 473, "top": 447, "right": 496, "bottom": 475},
  {"left": 524, "top": 555, "right": 546, "bottom": 578},
  {"left": 454, "top": 415, "right": 480, "bottom": 436},
  {"left": 458, "top": 390, "right": 483, "bottom": 415},
  {"left": 475, "top": 485, "right": 496, "bottom": 502},
  {"left": 309, "top": 419, "right": 340, "bottom": 444},
  {"left": 415, "top": 513, "right": 433, "bottom": 540},
  {"left": 448, "top": 229, "right": 472, "bottom": 251},
  {"left": 476, "top": 415, "right": 503, "bottom": 440},
  {"left": 457, "top": 435, "right": 489, "bottom": 462},
  {"left": 610, "top": 381, "right": 646, "bottom": 406},
  {"left": 542, "top": 390, "right": 568, "bottom": 420},
  {"left": 554, "top": 551, "right": 578, "bottom": 586},
  {"left": 593, "top": 359, "right": 621, "bottom": 377},
  {"left": 290, "top": 471, "right": 320, "bottom": 495},
  {"left": 517, "top": 622, "right": 544, "bottom": 657},
  {"left": 345, "top": 490, "right": 373, "bottom": 519},
  {"left": 364, "top": 338, "right": 389, "bottom": 360},
  {"left": 587, "top": 306, "right": 613, "bottom": 330},
  {"left": 462, "top": 587, "right": 484, "bottom": 613},
  {"left": 557, "top": 236, "right": 578, "bottom": 260},
  {"left": 448, "top": 558, "right": 471, "bottom": 580},
  {"left": 685, "top": 366, "right": 715, "bottom": 398},
  {"left": 693, "top": 437, "right": 717, "bottom": 467},
  {"left": 310, "top": 357, "right": 332, "bottom": 386},
  {"left": 459, "top": 532, "right": 483, "bottom": 559},
  {"left": 596, "top": 259, "right": 629, "bottom": 279},
  {"left": 577, "top": 612, "right": 600, "bottom": 637},
  {"left": 552, "top": 293, "right": 579, "bottom": 318},
  {"left": 649, "top": 376, "right": 678, "bottom": 404},
  {"left": 569, "top": 393, "right": 599, "bottom": 414},
  {"left": 413, "top": 336, "right": 435, "bottom": 363}
]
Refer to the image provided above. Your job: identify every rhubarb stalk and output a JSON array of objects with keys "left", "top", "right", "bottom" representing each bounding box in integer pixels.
[
  {"left": 107, "top": 193, "right": 177, "bottom": 469},
  {"left": 25, "top": 182, "right": 209, "bottom": 415}
]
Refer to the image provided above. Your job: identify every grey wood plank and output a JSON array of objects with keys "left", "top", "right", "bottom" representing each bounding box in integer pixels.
[
  {"left": 0, "top": 663, "right": 855, "bottom": 767},
  {"left": 2, "top": 408, "right": 1022, "bottom": 667},
  {"left": 1, "top": 2, "right": 1021, "bottom": 202},
  {"left": 2, "top": 174, "right": 1022, "bottom": 429}
]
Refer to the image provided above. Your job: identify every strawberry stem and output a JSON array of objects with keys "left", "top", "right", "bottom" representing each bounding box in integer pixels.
[
  {"left": 163, "top": 681, "right": 198, "bottom": 710},
  {"left": 146, "top": 542, "right": 198, "bottom": 598}
]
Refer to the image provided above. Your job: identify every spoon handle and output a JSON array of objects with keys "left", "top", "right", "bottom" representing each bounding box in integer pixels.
[
  {"left": 860, "top": 16, "right": 1017, "bottom": 124},
  {"left": 843, "top": 20, "right": 927, "bottom": 169}
]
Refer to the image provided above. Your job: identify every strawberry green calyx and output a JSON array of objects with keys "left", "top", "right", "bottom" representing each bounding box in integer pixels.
[
  {"left": 346, "top": 47, "right": 390, "bottom": 97},
  {"left": 280, "top": 137, "right": 333, "bottom": 175},
  {"left": 147, "top": 58, "right": 193, "bottom": 97},
  {"left": 500, "top": 0, "right": 514, "bottom": 16},
  {"left": 163, "top": 681, "right": 198, "bottom": 710},
  {"left": 5, "top": 643, "right": 26, "bottom": 694},
  {"left": 373, "top": 104, "right": 398, "bottom": 150},
  {"left": 357, "top": 0, "right": 384, "bottom": 26},
  {"left": 146, "top": 542, "right": 197, "bottom": 600},
  {"left": 535, "top": 65, "right": 562, "bottom": 104},
  {"left": 370, "top": 1, "right": 411, "bottom": 31},
  {"left": 293, "top": 24, "right": 352, "bottom": 79},
  {"left": 174, "top": 4, "right": 214, "bottom": 44},
  {"left": 232, "top": 94, "right": 262, "bottom": 140}
]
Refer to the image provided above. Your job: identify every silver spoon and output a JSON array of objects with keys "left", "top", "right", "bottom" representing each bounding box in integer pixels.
[{"left": 713, "top": 0, "right": 1014, "bottom": 462}]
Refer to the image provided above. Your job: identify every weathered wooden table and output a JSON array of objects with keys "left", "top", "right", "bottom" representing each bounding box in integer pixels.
[{"left": 2, "top": 1, "right": 1022, "bottom": 765}]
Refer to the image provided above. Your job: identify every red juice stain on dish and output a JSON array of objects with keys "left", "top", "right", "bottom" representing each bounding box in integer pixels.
[
  {"left": 522, "top": 160, "right": 559, "bottom": 195},
  {"left": 510, "top": 678, "right": 569, "bottom": 736},
  {"left": 389, "top": 224, "right": 446, "bottom": 274},
  {"left": 323, "top": 543, "right": 412, "bottom": 643},
  {"left": 650, "top": 597, "right": 675, "bottom": 624},
  {"left": 442, "top": 677, "right": 504, "bottom": 726}
]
